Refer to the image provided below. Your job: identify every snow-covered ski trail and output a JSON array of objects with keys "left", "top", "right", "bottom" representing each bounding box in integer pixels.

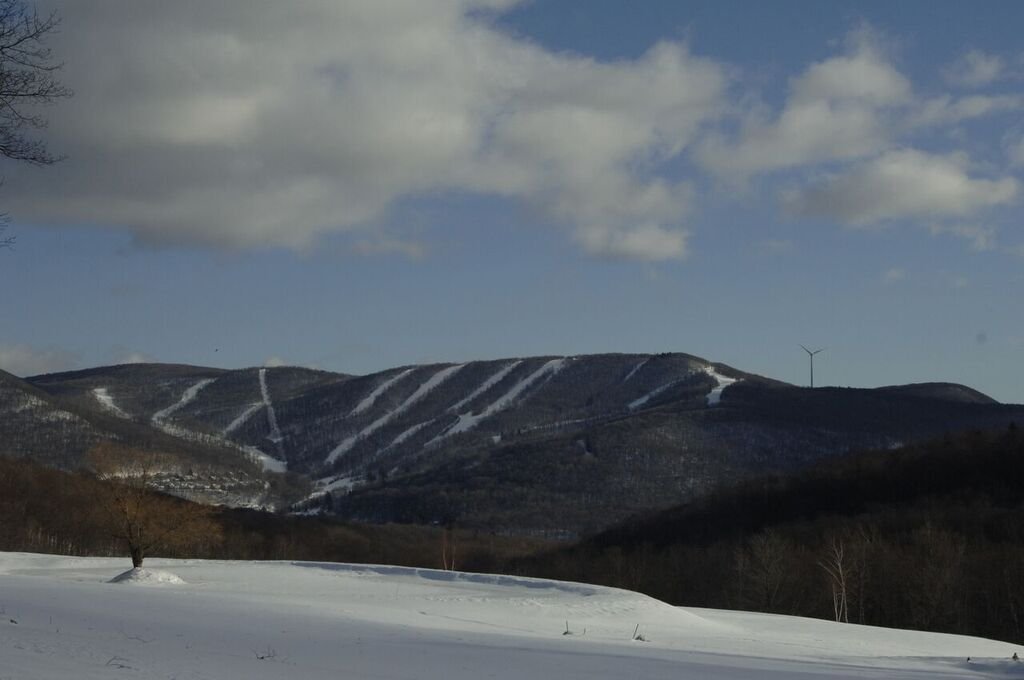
[
  {"left": 240, "top": 445, "right": 287, "bottom": 473},
  {"left": 222, "top": 402, "right": 263, "bottom": 436},
  {"left": 151, "top": 378, "right": 215, "bottom": 427},
  {"left": 327, "top": 364, "right": 465, "bottom": 464},
  {"left": 447, "top": 360, "right": 523, "bottom": 413},
  {"left": 429, "top": 358, "right": 566, "bottom": 445},
  {"left": 705, "top": 366, "right": 739, "bottom": 406},
  {"left": 259, "top": 368, "right": 283, "bottom": 444},
  {"left": 621, "top": 357, "right": 650, "bottom": 384},
  {"left": 350, "top": 368, "right": 416, "bottom": 417},
  {"left": 629, "top": 376, "right": 689, "bottom": 411},
  {"left": 92, "top": 387, "right": 130, "bottom": 419},
  {"left": 383, "top": 420, "right": 435, "bottom": 451}
]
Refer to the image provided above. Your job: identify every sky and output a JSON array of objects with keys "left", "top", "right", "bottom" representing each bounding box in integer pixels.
[{"left": 1, "top": 0, "right": 1023, "bottom": 402}]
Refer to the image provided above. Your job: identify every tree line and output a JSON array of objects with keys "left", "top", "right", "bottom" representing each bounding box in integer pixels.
[
  {"left": 517, "top": 424, "right": 1024, "bottom": 643},
  {"left": 0, "top": 442, "right": 548, "bottom": 571}
]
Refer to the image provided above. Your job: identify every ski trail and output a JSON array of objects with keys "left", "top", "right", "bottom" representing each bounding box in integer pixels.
[
  {"left": 327, "top": 364, "right": 465, "bottom": 464},
  {"left": 629, "top": 377, "right": 687, "bottom": 411},
  {"left": 259, "top": 368, "right": 283, "bottom": 443},
  {"left": 429, "top": 358, "right": 566, "bottom": 445},
  {"left": 152, "top": 378, "right": 216, "bottom": 425},
  {"left": 382, "top": 419, "right": 435, "bottom": 453},
  {"left": 223, "top": 403, "right": 263, "bottom": 436},
  {"left": 447, "top": 360, "right": 523, "bottom": 413},
  {"left": 350, "top": 368, "right": 416, "bottom": 417},
  {"left": 92, "top": 387, "right": 130, "bottom": 419},
  {"left": 621, "top": 357, "right": 650, "bottom": 384},
  {"left": 705, "top": 366, "right": 739, "bottom": 406},
  {"left": 240, "top": 445, "right": 287, "bottom": 473}
]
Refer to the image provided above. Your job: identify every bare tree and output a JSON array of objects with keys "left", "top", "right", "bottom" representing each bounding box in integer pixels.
[
  {"left": 0, "top": 1, "right": 70, "bottom": 248},
  {"left": 440, "top": 522, "right": 457, "bottom": 571},
  {"left": 819, "top": 536, "right": 850, "bottom": 623},
  {"left": 87, "top": 443, "right": 222, "bottom": 568},
  {"left": 735, "top": 529, "right": 793, "bottom": 611},
  {"left": 0, "top": 0, "right": 69, "bottom": 165}
]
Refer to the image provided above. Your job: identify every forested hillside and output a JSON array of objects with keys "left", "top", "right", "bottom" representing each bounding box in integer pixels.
[{"left": 519, "top": 425, "right": 1024, "bottom": 643}]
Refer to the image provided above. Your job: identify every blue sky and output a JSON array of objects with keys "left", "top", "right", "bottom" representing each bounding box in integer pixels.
[{"left": 1, "top": 0, "right": 1023, "bottom": 402}]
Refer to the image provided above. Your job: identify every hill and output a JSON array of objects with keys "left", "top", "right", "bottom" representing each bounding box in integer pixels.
[
  {"left": 1, "top": 552, "right": 1020, "bottom": 679},
  {"left": 519, "top": 425, "right": 1024, "bottom": 643},
  {"left": 9, "top": 353, "right": 1024, "bottom": 533}
]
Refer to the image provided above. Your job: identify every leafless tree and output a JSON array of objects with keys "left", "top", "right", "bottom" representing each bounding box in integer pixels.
[
  {"left": 0, "top": 1, "right": 70, "bottom": 248},
  {"left": 819, "top": 536, "right": 850, "bottom": 623},
  {"left": 0, "top": 0, "right": 69, "bottom": 166},
  {"left": 441, "top": 523, "right": 457, "bottom": 571},
  {"left": 87, "top": 443, "right": 222, "bottom": 568}
]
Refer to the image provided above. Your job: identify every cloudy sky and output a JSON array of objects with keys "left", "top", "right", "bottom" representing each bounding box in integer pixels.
[{"left": 2, "top": 0, "right": 1023, "bottom": 402}]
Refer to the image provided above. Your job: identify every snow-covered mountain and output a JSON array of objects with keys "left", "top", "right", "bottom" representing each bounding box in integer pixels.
[
  {"left": 10, "top": 353, "right": 1024, "bottom": 533},
  {"left": 1, "top": 551, "right": 1020, "bottom": 679}
]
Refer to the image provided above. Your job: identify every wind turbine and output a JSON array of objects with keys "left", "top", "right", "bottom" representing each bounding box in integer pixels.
[{"left": 800, "top": 345, "right": 825, "bottom": 388}]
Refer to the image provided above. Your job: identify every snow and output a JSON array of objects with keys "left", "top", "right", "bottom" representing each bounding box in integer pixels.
[
  {"left": 108, "top": 567, "right": 186, "bottom": 586},
  {"left": 151, "top": 378, "right": 216, "bottom": 427},
  {"left": 383, "top": 419, "right": 434, "bottom": 450},
  {"left": 1, "top": 551, "right": 1020, "bottom": 680},
  {"left": 92, "top": 387, "right": 130, "bottom": 419},
  {"left": 629, "top": 376, "right": 688, "bottom": 411},
  {"left": 430, "top": 358, "right": 566, "bottom": 445},
  {"left": 705, "top": 366, "right": 739, "bottom": 406},
  {"left": 327, "top": 365, "right": 464, "bottom": 464},
  {"left": 621, "top": 357, "right": 650, "bottom": 383},
  {"left": 349, "top": 367, "right": 416, "bottom": 417},
  {"left": 258, "top": 366, "right": 282, "bottom": 446},
  {"left": 241, "top": 445, "right": 288, "bottom": 473},
  {"left": 222, "top": 402, "right": 263, "bottom": 436},
  {"left": 319, "top": 475, "right": 359, "bottom": 493},
  {"left": 446, "top": 360, "right": 523, "bottom": 413},
  {"left": 258, "top": 368, "right": 282, "bottom": 444}
]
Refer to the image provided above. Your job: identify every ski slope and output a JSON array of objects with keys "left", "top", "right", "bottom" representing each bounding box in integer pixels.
[
  {"left": 258, "top": 368, "right": 282, "bottom": 444},
  {"left": 222, "top": 402, "right": 263, "bottom": 436},
  {"left": 151, "top": 378, "right": 215, "bottom": 428},
  {"left": 705, "top": 366, "right": 739, "bottom": 406},
  {"left": 327, "top": 364, "right": 465, "bottom": 464},
  {"left": 349, "top": 368, "right": 416, "bottom": 417},
  {"left": 91, "top": 387, "right": 130, "bottom": 419},
  {"left": 1, "top": 552, "right": 1020, "bottom": 680},
  {"left": 629, "top": 376, "right": 688, "bottom": 411},
  {"left": 430, "top": 358, "right": 566, "bottom": 445}
]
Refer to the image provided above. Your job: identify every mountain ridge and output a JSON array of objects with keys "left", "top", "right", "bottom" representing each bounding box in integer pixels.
[{"left": 5, "top": 352, "right": 1022, "bottom": 534}]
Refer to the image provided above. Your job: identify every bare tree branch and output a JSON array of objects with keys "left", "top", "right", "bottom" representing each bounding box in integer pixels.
[{"left": 0, "top": 0, "right": 70, "bottom": 166}]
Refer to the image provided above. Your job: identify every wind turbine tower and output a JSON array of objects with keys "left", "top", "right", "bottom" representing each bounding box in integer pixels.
[{"left": 800, "top": 345, "right": 825, "bottom": 388}]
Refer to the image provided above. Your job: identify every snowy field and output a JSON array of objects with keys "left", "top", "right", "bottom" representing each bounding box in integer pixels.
[{"left": 1, "top": 552, "right": 1021, "bottom": 679}]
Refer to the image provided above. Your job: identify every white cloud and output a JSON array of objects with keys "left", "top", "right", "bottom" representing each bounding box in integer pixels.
[
  {"left": 3, "top": 1, "right": 726, "bottom": 261},
  {"left": 911, "top": 95, "right": 1024, "bottom": 127},
  {"left": 263, "top": 356, "right": 288, "bottom": 368},
  {"left": 882, "top": 267, "right": 907, "bottom": 284},
  {"left": 698, "top": 30, "right": 908, "bottom": 177},
  {"left": 574, "top": 222, "right": 688, "bottom": 261},
  {"left": 0, "top": 345, "right": 78, "bottom": 376},
  {"left": 1005, "top": 130, "right": 1024, "bottom": 167},
  {"left": 928, "top": 223, "right": 998, "bottom": 252},
  {"left": 785, "top": 149, "right": 1018, "bottom": 225},
  {"left": 942, "top": 50, "right": 1005, "bottom": 87}
]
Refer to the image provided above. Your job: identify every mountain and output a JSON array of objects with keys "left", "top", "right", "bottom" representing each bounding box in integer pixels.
[
  {"left": 12, "top": 353, "right": 1024, "bottom": 534},
  {"left": 0, "top": 366, "right": 276, "bottom": 507}
]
